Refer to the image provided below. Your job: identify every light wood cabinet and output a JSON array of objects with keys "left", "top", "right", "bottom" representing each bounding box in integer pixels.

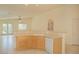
[
  {"left": 53, "top": 38, "right": 62, "bottom": 54},
  {"left": 16, "top": 35, "right": 62, "bottom": 54},
  {"left": 36, "top": 37, "right": 45, "bottom": 49},
  {"left": 16, "top": 36, "right": 32, "bottom": 50},
  {"left": 16, "top": 35, "right": 45, "bottom": 51},
  {"left": 32, "top": 36, "right": 45, "bottom": 49}
]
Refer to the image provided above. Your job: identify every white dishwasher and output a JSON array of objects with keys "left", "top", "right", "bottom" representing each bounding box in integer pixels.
[{"left": 45, "top": 37, "right": 53, "bottom": 54}]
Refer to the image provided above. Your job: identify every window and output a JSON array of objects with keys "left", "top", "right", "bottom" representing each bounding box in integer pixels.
[
  {"left": 3, "top": 24, "right": 7, "bottom": 34},
  {"left": 3, "top": 24, "right": 13, "bottom": 34},
  {"left": 18, "top": 24, "right": 27, "bottom": 31}
]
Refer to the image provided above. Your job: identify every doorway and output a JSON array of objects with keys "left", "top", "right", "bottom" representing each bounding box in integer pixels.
[{"left": 2, "top": 24, "right": 16, "bottom": 53}]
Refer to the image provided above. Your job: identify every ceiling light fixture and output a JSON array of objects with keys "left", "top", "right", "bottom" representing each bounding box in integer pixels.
[{"left": 18, "top": 16, "right": 22, "bottom": 22}]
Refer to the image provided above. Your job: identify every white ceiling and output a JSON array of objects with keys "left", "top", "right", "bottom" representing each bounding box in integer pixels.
[{"left": 0, "top": 4, "right": 63, "bottom": 19}]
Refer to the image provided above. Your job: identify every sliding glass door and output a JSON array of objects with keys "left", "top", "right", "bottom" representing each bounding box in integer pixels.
[{"left": 2, "top": 24, "right": 15, "bottom": 53}]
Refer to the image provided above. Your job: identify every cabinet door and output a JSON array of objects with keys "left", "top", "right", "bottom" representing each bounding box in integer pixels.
[
  {"left": 36, "top": 36, "right": 45, "bottom": 50},
  {"left": 27, "top": 36, "right": 45, "bottom": 49},
  {"left": 16, "top": 36, "right": 32, "bottom": 51},
  {"left": 16, "top": 36, "right": 45, "bottom": 51},
  {"left": 53, "top": 38, "right": 62, "bottom": 54},
  {"left": 31, "top": 36, "right": 37, "bottom": 48}
]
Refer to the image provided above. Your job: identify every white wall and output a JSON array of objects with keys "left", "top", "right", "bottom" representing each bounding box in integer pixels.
[
  {"left": 64, "top": 5, "right": 79, "bottom": 44},
  {"left": 32, "top": 5, "right": 79, "bottom": 45}
]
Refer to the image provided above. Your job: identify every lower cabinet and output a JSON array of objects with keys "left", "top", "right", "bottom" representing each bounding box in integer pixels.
[
  {"left": 30, "top": 36, "right": 45, "bottom": 49},
  {"left": 53, "top": 38, "right": 62, "bottom": 54},
  {"left": 16, "top": 35, "right": 45, "bottom": 51},
  {"left": 35, "top": 37, "right": 45, "bottom": 49},
  {"left": 16, "top": 36, "right": 32, "bottom": 50},
  {"left": 16, "top": 35, "right": 62, "bottom": 54}
]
